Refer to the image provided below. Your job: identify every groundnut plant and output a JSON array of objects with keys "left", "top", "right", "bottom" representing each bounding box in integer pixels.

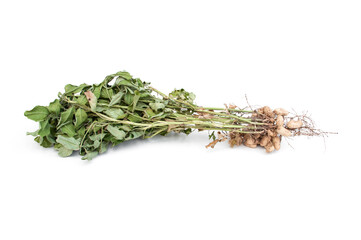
[{"left": 24, "top": 71, "right": 328, "bottom": 160}]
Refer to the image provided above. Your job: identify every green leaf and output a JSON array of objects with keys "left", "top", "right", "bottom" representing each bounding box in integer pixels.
[
  {"left": 35, "top": 136, "right": 52, "bottom": 148},
  {"left": 77, "top": 126, "right": 86, "bottom": 137},
  {"left": 57, "top": 107, "right": 75, "bottom": 127},
  {"left": 115, "top": 71, "right": 132, "bottom": 80},
  {"left": 118, "top": 125, "right": 131, "bottom": 132},
  {"left": 46, "top": 135, "right": 56, "bottom": 144},
  {"left": 100, "top": 88, "right": 114, "bottom": 99},
  {"left": 89, "top": 133, "right": 105, "bottom": 141},
  {"left": 24, "top": 106, "right": 49, "bottom": 122},
  {"left": 92, "top": 84, "right": 102, "bottom": 98},
  {"left": 75, "top": 108, "right": 87, "bottom": 128},
  {"left": 107, "top": 125, "right": 126, "bottom": 140},
  {"left": 169, "top": 88, "right": 196, "bottom": 103},
  {"left": 38, "top": 120, "right": 51, "bottom": 137},
  {"left": 100, "top": 142, "right": 108, "bottom": 153},
  {"left": 27, "top": 130, "right": 39, "bottom": 136},
  {"left": 98, "top": 99, "right": 110, "bottom": 104},
  {"left": 48, "top": 99, "right": 61, "bottom": 115},
  {"left": 131, "top": 90, "right": 140, "bottom": 112},
  {"left": 61, "top": 123, "right": 76, "bottom": 137},
  {"left": 40, "top": 136, "right": 53, "bottom": 148},
  {"left": 124, "top": 92, "right": 133, "bottom": 105},
  {"left": 115, "top": 79, "right": 136, "bottom": 88},
  {"left": 127, "top": 113, "right": 142, "bottom": 123},
  {"left": 149, "top": 102, "right": 165, "bottom": 112},
  {"left": 93, "top": 140, "right": 101, "bottom": 148},
  {"left": 81, "top": 151, "right": 98, "bottom": 160},
  {"left": 144, "top": 108, "right": 155, "bottom": 118},
  {"left": 104, "top": 108, "right": 126, "bottom": 119},
  {"left": 126, "top": 131, "right": 143, "bottom": 140},
  {"left": 76, "top": 95, "right": 88, "bottom": 105},
  {"left": 209, "top": 131, "right": 216, "bottom": 141},
  {"left": 64, "top": 83, "right": 87, "bottom": 95},
  {"left": 109, "top": 92, "right": 124, "bottom": 106},
  {"left": 56, "top": 135, "right": 80, "bottom": 150},
  {"left": 95, "top": 106, "right": 106, "bottom": 112},
  {"left": 58, "top": 147, "right": 73, "bottom": 157}
]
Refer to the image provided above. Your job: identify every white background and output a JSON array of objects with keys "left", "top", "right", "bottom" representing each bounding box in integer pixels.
[{"left": 0, "top": 0, "right": 360, "bottom": 239}]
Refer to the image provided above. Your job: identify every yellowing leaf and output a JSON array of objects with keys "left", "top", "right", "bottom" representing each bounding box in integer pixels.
[{"left": 84, "top": 91, "right": 97, "bottom": 111}]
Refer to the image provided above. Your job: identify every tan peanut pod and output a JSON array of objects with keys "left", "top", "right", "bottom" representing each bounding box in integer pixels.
[
  {"left": 260, "top": 136, "right": 270, "bottom": 147},
  {"left": 272, "top": 136, "right": 281, "bottom": 150},
  {"left": 267, "top": 129, "right": 276, "bottom": 137},
  {"left": 228, "top": 139, "right": 236, "bottom": 148},
  {"left": 273, "top": 108, "right": 289, "bottom": 116},
  {"left": 265, "top": 142, "right": 275, "bottom": 153},
  {"left": 245, "top": 137, "right": 256, "bottom": 146},
  {"left": 263, "top": 106, "right": 275, "bottom": 118},
  {"left": 245, "top": 143, "right": 257, "bottom": 148},
  {"left": 257, "top": 108, "right": 264, "bottom": 114},
  {"left": 286, "top": 120, "right": 303, "bottom": 129},
  {"left": 276, "top": 115, "right": 284, "bottom": 127},
  {"left": 236, "top": 135, "right": 243, "bottom": 146},
  {"left": 277, "top": 126, "right": 292, "bottom": 137}
]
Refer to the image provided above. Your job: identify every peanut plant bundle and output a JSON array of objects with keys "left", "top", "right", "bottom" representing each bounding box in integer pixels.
[{"left": 24, "top": 71, "right": 327, "bottom": 160}]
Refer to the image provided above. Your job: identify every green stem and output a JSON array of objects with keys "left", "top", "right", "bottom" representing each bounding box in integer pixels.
[{"left": 202, "top": 107, "right": 253, "bottom": 113}]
